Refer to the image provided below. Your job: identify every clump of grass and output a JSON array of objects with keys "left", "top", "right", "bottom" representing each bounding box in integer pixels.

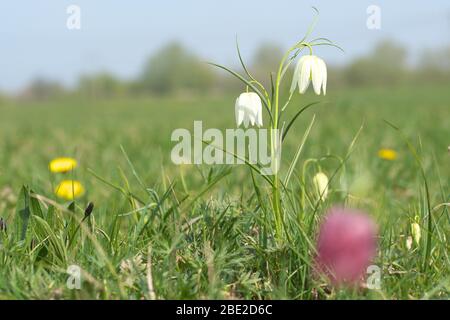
[{"left": 0, "top": 125, "right": 448, "bottom": 299}]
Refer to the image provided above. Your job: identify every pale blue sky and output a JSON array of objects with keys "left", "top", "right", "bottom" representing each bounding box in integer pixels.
[{"left": 0, "top": 1, "right": 449, "bottom": 92}]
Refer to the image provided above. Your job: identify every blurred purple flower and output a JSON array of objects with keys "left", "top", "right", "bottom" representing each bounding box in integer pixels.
[{"left": 315, "top": 207, "right": 378, "bottom": 286}]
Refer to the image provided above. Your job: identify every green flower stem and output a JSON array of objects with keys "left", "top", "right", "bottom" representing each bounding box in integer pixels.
[{"left": 270, "top": 47, "right": 295, "bottom": 242}]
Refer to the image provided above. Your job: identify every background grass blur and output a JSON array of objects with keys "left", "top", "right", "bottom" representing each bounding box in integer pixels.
[{"left": 1, "top": 82, "right": 448, "bottom": 199}]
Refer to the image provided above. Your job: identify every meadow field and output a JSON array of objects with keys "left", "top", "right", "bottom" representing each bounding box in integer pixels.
[{"left": 0, "top": 85, "right": 448, "bottom": 299}]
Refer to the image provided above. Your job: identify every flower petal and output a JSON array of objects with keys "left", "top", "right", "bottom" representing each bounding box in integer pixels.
[
  {"left": 311, "top": 57, "right": 323, "bottom": 95},
  {"left": 256, "top": 108, "right": 263, "bottom": 127},
  {"left": 235, "top": 97, "right": 244, "bottom": 127},
  {"left": 299, "top": 56, "right": 312, "bottom": 94},
  {"left": 243, "top": 112, "right": 250, "bottom": 128},
  {"left": 318, "top": 57, "right": 327, "bottom": 95},
  {"left": 250, "top": 93, "right": 263, "bottom": 127},
  {"left": 290, "top": 59, "right": 301, "bottom": 93}
]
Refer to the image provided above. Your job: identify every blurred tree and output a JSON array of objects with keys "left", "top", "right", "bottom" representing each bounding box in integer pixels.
[
  {"left": 251, "top": 43, "right": 284, "bottom": 80},
  {"left": 78, "top": 72, "right": 126, "bottom": 99},
  {"left": 345, "top": 40, "right": 409, "bottom": 86},
  {"left": 19, "top": 78, "right": 66, "bottom": 101},
  {"left": 139, "top": 42, "right": 215, "bottom": 95},
  {"left": 417, "top": 47, "right": 450, "bottom": 83}
]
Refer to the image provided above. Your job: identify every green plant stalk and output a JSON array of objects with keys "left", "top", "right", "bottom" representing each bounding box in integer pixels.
[
  {"left": 271, "top": 154, "right": 282, "bottom": 242},
  {"left": 271, "top": 48, "right": 294, "bottom": 242}
]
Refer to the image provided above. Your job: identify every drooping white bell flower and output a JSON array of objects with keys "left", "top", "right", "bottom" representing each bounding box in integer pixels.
[
  {"left": 235, "top": 92, "right": 263, "bottom": 128},
  {"left": 291, "top": 55, "right": 327, "bottom": 95},
  {"left": 313, "top": 172, "right": 329, "bottom": 201}
]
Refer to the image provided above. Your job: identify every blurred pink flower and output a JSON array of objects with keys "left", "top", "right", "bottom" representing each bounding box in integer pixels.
[{"left": 315, "top": 207, "right": 378, "bottom": 286}]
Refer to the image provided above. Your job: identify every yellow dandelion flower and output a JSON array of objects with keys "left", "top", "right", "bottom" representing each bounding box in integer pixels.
[
  {"left": 55, "top": 180, "right": 84, "bottom": 200},
  {"left": 378, "top": 148, "right": 397, "bottom": 161},
  {"left": 49, "top": 157, "right": 77, "bottom": 173}
]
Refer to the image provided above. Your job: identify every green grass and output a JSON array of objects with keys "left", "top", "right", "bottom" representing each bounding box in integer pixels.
[{"left": 0, "top": 85, "right": 448, "bottom": 299}]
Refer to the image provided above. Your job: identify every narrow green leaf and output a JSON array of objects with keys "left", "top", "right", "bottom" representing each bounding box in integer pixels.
[
  {"left": 284, "top": 115, "right": 315, "bottom": 186},
  {"left": 282, "top": 102, "right": 319, "bottom": 141},
  {"left": 16, "top": 185, "right": 31, "bottom": 241},
  {"left": 235, "top": 36, "right": 253, "bottom": 81}
]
